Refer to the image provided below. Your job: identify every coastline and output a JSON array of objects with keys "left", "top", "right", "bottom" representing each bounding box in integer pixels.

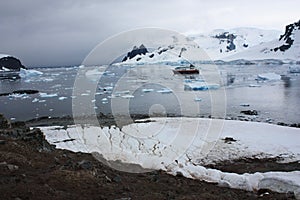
[{"left": 1, "top": 114, "right": 299, "bottom": 199}]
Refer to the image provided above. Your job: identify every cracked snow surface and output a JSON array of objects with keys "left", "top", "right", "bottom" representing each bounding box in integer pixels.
[{"left": 41, "top": 117, "right": 300, "bottom": 197}]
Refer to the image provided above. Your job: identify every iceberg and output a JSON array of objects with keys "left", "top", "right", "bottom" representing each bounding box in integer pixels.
[
  {"left": 257, "top": 73, "right": 281, "bottom": 80},
  {"left": 184, "top": 82, "right": 220, "bottom": 90},
  {"left": 19, "top": 68, "right": 43, "bottom": 78}
]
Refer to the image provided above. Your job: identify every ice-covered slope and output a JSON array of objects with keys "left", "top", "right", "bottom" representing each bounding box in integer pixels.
[
  {"left": 224, "top": 20, "right": 300, "bottom": 61},
  {"left": 189, "top": 27, "right": 281, "bottom": 60},
  {"left": 117, "top": 36, "right": 209, "bottom": 65},
  {"left": 116, "top": 28, "right": 280, "bottom": 65}
]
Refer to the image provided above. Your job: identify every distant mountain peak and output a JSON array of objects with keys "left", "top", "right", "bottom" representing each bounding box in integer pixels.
[{"left": 122, "top": 44, "right": 148, "bottom": 62}]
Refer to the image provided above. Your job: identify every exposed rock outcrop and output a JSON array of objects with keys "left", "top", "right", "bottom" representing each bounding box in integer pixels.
[
  {"left": 273, "top": 20, "right": 300, "bottom": 52},
  {"left": 0, "top": 55, "right": 26, "bottom": 71},
  {"left": 122, "top": 44, "right": 148, "bottom": 61},
  {"left": 214, "top": 32, "right": 237, "bottom": 52}
]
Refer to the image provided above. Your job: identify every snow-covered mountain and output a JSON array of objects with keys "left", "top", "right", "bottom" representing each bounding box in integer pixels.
[
  {"left": 117, "top": 20, "right": 300, "bottom": 65},
  {"left": 224, "top": 20, "right": 300, "bottom": 61},
  {"left": 189, "top": 27, "right": 281, "bottom": 60}
]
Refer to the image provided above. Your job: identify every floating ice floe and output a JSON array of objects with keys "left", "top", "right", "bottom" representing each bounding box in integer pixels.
[
  {"left": 115, "top": 90, "right": 130, "bottom": 95},
  {"left": 289, "top": 65, "right": 300, "bottom": 73},
  {"left": 50, "top": 84, "right": 62, "bottom": 89},
  {"left": 121, "top": 94, "right": 135, "bottom": 99},
  {"left": 142, "top": 88, "right": 154, "bottom": 93},
  {"left": 194, "top": 97, "right": 202, "bottom": 102},
  {"left": 32, "top": 98, "right": 46, "bottom": 103},
  {"left": 248, "top": 84, "right": 261, "bottom": 87},
  {"left": 43, "top": 78, "right": 54, "bottom": 82},
  {"left": 184, "top": 82, "right": 220, "bottom": 90},
  {"left": 58, "top": 97, "right": 67, "bottom": 100},
  {"left": 85, "top": 69, "right": 105, "bottom": 77},
  {"left": 99, "top": 86, "right": 113, "bottom": 91},
  {"left": 41, "top": 117, "right": 300, "bottom": 196},
  {"left": 39, "top": 93, "right": 58, "bottom": 98},
  {"left": 157, "top": 88, "right": 173, "bottom": 94},
  {"left": 19, "top": 68, "right": 43, "bottom": 78},
  {"left": 8, "top": 93, "right": 29, "bottom": 99},
  {"left": 257, "top": 73, "right": 281, "bottom": 80}
]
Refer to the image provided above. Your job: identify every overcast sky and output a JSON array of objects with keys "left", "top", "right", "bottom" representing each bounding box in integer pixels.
[{"left": 0, "top": 0, "right": 299, "bottom": 67}]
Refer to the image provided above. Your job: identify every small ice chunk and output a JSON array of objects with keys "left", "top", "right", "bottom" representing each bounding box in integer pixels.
[
  {"left": 257, "top": 73, "right": 281, "bottom": 80},
  {"left": 157, "top": 88, "right": 173, "bottom": 94},
  {"left": 121, "top": 95, "right": 134, "bottom": 99},
  {"left": 43, "top": 78, "right": 54, "bottom": 82},
  {"left": 289, "top": 65, "right": 300, "bottom": 73},
  {"left": 51, "top": 84, "right": 62, "bottom": 89},
  {"left": 194, "top": 97, "right": 202, "bottom": 102},
  {"left": 184, "top": 83, "right": 219, "bottom": 91},
  {"left": 142, "top": 88, "right": 154, "bottom": 93},
  {"left": 32, "top": 98, "right": 39, "bottom": 103},
  {"left": 8, "top": 93, "right": 29, "bottom": 99},
  {"left": 58, "top": 97, "right": 67, "bottom": 100},
  {"left": 249, "top": 84, "right": 261, "bottom": 87},
  {"left": 85, "top": 69, "right": 104, "bottom": 76},
  {"left": 40, "top": 93, "right": 58, "bottom": 98},
  {"left": 115, "top": 90, "right": 130, "bottom": 94},
  {"left": 99, "top": 86, "right": 113, "bottom": 91}
]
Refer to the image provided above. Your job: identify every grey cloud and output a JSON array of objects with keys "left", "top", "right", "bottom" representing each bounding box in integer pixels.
[{"left": 0, "top": 0, "right": 299, "bottom": 67}]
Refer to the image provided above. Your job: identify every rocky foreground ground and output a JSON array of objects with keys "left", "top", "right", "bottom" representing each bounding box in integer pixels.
[{"left": 0, "top": 114, "right": 298, "bottom": 199}]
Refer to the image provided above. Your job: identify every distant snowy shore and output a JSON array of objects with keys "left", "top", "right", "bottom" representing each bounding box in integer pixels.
[{"left": 41, "top": 117, "right": 300, "bottom": 197}]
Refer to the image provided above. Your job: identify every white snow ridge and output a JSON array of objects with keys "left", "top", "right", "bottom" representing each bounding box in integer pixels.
[{"left": 41, "top": 118, "right": 300, "bottom": 197}]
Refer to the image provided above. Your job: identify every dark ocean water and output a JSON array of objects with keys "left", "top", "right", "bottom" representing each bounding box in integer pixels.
[{"left": 0, "top": 64, "right": 299, "bottom": 124}]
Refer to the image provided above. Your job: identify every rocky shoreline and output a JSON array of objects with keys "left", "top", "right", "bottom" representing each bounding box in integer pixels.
[{"left": 0, "top": 114, "right": 299, "bottom": 199}]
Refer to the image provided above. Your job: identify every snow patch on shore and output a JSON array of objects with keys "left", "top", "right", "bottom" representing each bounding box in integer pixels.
[{"left": 41, "top": 118, "right": 300, "bottom": 196}]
